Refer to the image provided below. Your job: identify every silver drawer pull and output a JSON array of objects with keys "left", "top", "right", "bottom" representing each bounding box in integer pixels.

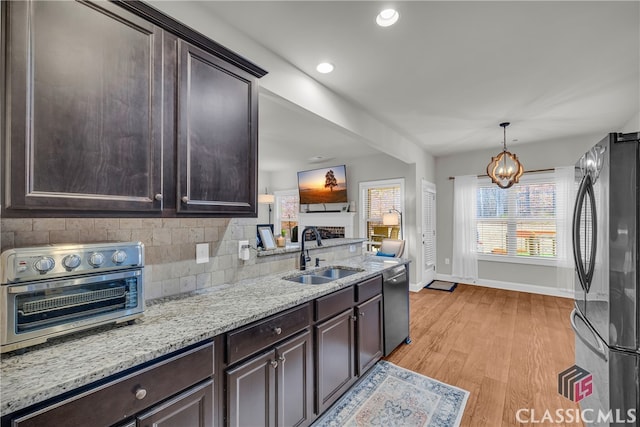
[
  {"left": 270, "top": 360, "right": 278, "bottom": 368},
  {"left": 274, "top": 327, "right": 282, "bottom": 335},
  {"left": 154, "top": 193, "right": 163, "bottom": 201},
  {"left": 359, "top": 312, "right": 365, "bottom": 317},
  {"left": 181, "top": 196, "right": 189, "bottom": 203},
  {"left": 278, "top": 355, "right": 286, "bottom": 363},
  {"left": 351, "top": 315, "right": 357, "bottom": 321},
  {"left": 135, "top": 388, "right": 147, "bottom": 400}
]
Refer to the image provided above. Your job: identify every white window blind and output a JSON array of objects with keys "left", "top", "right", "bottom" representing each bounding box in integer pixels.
[
  {"left": 477, "top": 175, "right": 557, "bottom": 259},
  {"left": 362, "top": 182, "right": 402, "bottom": 243}
]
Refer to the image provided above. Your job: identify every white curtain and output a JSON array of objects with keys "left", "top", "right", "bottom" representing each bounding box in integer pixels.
[
  {"left": 555, "top": 166, "right": 575, "bottom": 292},
  {"left": 452, "top": 175, "right": 478, "bottom": 282}
]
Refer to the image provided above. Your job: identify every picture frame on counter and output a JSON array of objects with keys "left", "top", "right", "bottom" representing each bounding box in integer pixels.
[{"left": 258, "top": 225, "right": 276, "bottom": 250}]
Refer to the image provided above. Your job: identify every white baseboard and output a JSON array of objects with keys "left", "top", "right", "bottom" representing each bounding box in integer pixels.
[
  {"left": 432, "top": 273, "right": 575, "bottom": 299},
  {"left": 409, "top": 282, "right": 424, "bottom": 293}
]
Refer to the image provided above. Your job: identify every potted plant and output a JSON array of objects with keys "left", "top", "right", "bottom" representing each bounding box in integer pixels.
[{"left": 276, "top": 229, "right": 286, "bottom": 248}]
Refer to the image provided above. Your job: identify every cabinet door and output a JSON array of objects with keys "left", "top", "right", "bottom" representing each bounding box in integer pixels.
[
  {"left": 5, "top": 0, "right": 163, "bottom": 212},
  {"left": 226, "top": 350, "right": 276, "bottom": 427},
  {"left": 275, "top": 331, "right": 313, "bottom": 427},
  {"left": 356, "top": 294, "right": 383, "bottom": 376},
  {"left": 137, "top": 379, "right": 214, "bottom": 427},
  {"left": 176, "top": 40, "right": 258, "bottom": 216},
  {"left": 315, "top": 309, "right": 356, "bottom": 414}
]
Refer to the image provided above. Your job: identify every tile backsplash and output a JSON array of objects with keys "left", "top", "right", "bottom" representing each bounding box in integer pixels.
[{"left": 0, "top": 217, "right": 361, "bottom": 301}]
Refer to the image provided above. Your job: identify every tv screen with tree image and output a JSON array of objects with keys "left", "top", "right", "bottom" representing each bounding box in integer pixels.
[{"left": 297, "top": 165, "right": 348, "bottom": 205}]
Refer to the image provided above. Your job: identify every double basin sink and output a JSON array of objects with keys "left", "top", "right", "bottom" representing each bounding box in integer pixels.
[{"left": 284, "top": 266, "right": 364, "bottom": 285}]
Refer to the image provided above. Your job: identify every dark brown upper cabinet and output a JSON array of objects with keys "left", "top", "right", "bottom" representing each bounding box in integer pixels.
[
  {"left": 4, "top": 0, "right": 163, "bottom": 212},
  {"left": 2, "top": 0, "right": 266, "bottom": 217},
  {"left": 176, "top": 41, "right": 258, "bottom": 215}
]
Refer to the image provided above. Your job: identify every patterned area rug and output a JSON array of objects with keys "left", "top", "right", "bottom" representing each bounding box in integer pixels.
[
  {"left": 424, "top": 280, "right": 458, "bottom": 292},
  {"left": 312, "top": 361, "right": 469, "bottom": 427}
]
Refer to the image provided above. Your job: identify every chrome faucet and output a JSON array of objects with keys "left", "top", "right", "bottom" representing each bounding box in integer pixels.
[{"left": 300, "top": 226, "right": 322, "bottom": 270}]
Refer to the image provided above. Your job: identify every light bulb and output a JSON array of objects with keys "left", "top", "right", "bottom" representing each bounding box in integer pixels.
[
  {"left": 316, "top": 62, "right": 334, "bottom": 74},
  {"left": 376, "top": 9, "right": 399, "bottom": 27}
]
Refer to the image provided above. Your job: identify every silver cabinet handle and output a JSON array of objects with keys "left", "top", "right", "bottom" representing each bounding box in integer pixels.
[
  {"left": 278, "top": 355, "right": 286, "bottom": 363},
  {"left": 359, "top": 312, "right": 365, "bottom": 317},
  {"left": 135, "top": 388, "right": 147, "bottom": 400},
  {"left": 351, "top": 315, "right": 357, "bottom": 321},
  {"left": 270, "top": 360, "right": 278, "bottom": 368},
  {"left": 154, "top": 193, "right": 163, "bottom": 201},
  {"left": 181, "top": 196, "right": 189, "bottom": 203},
  {"left": 274, "top": 327, "right": 282, "bottom": 335}
]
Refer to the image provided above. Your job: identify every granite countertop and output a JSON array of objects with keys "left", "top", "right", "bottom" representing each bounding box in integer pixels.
[{"left": 0, "top": 255, "right": 408, "bottom": 416}]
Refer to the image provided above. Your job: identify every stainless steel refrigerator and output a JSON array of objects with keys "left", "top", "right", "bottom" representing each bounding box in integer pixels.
[{"left": 572, "top": 132, "right": 640, "bottom": 426}]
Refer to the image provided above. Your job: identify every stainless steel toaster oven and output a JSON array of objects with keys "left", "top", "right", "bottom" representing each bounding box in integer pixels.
[{"left": 0, "top": 241, "right": 144, "bottom": 353}]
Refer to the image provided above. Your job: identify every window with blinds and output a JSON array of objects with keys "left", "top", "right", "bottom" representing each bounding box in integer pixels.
[
  {"left": 477, "top": 175, "right": 556, "bottom": 259},
  {"left": 363, "top": 182, "right": 402, "bottom": 244}
]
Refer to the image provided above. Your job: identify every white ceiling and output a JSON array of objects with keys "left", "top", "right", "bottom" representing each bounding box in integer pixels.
[{"left": 200, "top": 1, "right": 640, "bottom": 170}]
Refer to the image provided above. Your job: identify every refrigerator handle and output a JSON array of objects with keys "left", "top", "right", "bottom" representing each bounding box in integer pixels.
[{"left": 571, "top": 309, "right": 608, "bottom": 362}]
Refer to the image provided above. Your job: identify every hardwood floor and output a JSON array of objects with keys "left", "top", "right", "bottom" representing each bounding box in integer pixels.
[{"left": 385, "top": 284, "right": 583, "bottom": 426}]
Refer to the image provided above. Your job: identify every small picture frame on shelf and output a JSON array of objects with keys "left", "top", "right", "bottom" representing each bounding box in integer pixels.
[{"left": 257, "top": 225, "right": 276, "bottom": 250}]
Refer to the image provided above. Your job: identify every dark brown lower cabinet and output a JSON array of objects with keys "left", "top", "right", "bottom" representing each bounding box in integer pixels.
[
  {"left": 137, "top": 379, "right": 213, "bottom": 427},
  {"left": 315, "top": 309, "right": 356, "bottom": 414},
  {"left": 7, "top": 342, "right": 215, "bottom": 427},
  {"left": 226, "top": 330, "right": 313, "bottom": 427},
  {"left": 356, "top": 294, "right": 383, "bottom": 376}
]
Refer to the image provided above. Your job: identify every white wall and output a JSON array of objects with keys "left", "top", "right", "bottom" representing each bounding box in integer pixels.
[
  {"left": 622, "top": 111, "right": 640, "bottom": 133},
  {"left": 435, "top": 133, "right": 602, "bottom": 295}
]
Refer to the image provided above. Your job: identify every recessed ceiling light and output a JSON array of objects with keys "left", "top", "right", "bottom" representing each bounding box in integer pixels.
[
  {"left": 316, "top": 62, "right": 334, "bottom": 74},
  {"left": 376, "top": 9, "right": 399, "bottom": 27}
]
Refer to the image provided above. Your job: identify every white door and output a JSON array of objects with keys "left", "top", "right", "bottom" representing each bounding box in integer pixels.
[{"left": 422, "top": 180, "right": 436, "bottom": 285}]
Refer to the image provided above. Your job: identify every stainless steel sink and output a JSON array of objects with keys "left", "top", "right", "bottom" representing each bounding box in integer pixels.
[
  {"left": 316, "top": 267, "right": 363, "bottom": 280},
  {"left": 283, "top": 266, "right": 364, "bottom": 285},
  {"left": 285, "top": 274, "right": 333, "bottom": 285}
]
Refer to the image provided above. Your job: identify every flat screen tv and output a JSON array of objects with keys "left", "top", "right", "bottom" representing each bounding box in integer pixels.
[{"left": 297, "top": 165, "right": 348, "bottom": 205}]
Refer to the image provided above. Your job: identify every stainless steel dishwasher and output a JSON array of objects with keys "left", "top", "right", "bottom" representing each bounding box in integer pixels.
[{"left": 382, "top": 264, "right": 411, "bottom": 356}]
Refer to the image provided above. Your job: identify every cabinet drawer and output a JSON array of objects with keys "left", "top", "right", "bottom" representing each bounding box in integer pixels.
[
  {"left": 226, "top": 303, "right": 310, "bottom": 365},
  {"left": 12, "top": 341, "right": 214, "bottom": 427},
  {"left": 315, "top": 287, "right": 354, "bottom": 322},
  {"left": 356, "top": 275, "right": 382, "bottom": 303}
]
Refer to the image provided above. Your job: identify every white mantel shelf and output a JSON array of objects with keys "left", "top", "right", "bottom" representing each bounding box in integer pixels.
[{"left": 298, "top": 212, "right": 356, "bottom": 238}]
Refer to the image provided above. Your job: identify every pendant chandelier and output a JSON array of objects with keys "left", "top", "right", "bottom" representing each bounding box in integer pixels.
[{"left": 486, "top": 122, "right": 524, "bottom": 189}]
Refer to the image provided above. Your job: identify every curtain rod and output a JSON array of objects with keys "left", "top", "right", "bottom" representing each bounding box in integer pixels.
[{"left": 448, "top": 168, "right": 555, "bottom": 180}]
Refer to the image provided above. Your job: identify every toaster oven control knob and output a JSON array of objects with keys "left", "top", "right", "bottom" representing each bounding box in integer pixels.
[
  {"left": 112, "top": 250, "right": 127, "bottom": 265},
  {"left": 88, "top": 252, "right": 105, "bottom": 267},
  {"left": 34, "top": 257, "right": 55, "bottom": 274},
  {"left": 62, "top": 254, "right": 82, "bottom": 270}
]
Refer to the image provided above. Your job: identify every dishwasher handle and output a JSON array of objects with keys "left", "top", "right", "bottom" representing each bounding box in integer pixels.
[{"left": 385, "top": 272, "right": 407, "bottom": 283}]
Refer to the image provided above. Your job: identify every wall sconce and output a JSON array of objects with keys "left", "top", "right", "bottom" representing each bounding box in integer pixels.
[
  {"left": 382, "top": 208, "right": 403, "bottom": 239},
  {"left": 258, "top": 189, "right": 275, "bottom": 224},
  {"left": 486, "top": 122, "right": 524, "bottom": 189}
]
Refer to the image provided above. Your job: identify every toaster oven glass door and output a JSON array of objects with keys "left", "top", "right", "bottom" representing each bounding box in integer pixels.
[{"left": 6, "top": 269, "right": 142, "bottom": 339}]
